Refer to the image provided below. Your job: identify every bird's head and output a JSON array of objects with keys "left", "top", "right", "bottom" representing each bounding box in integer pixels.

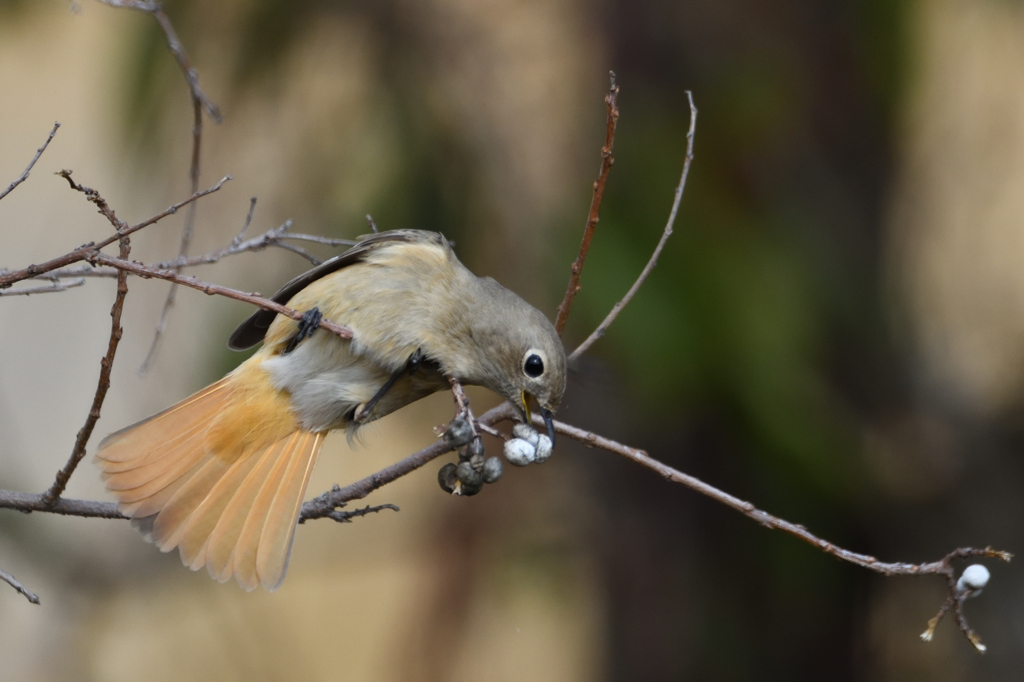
[{"left": 466, "top": 280, "right": 566, "bottom": 442}]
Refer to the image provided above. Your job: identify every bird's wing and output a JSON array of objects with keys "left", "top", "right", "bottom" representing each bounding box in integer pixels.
[{"left": 228, "top": 230, "right": 450, "bottom": 350}]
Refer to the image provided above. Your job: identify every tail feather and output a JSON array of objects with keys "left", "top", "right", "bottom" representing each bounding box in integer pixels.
[
  {"left": 98, "top": 417, "right": 213, "bottom": 475},
  {"left": 95, "top": 366, "right": 326, "bottom": 591},
  {"left": 96, "top": 379, "right": 231, "bottom": 462},
  {"left": 228, "top": 435, "right": 303, "bottom": 591},
  {"left": 204, "top": 438, "right": 291, "bottom": 582},
  {"left": 257, "top": 431, "right": 324, "bottom": 590},
  {"left": 156, "top": 454, "right": 239, "bottom": 557},
  {"left": 177, "top": 440, "right": 282, "bottom": 571},
  {"left": 120, "top": 457, "right": 205, "bottom": 518},
  {"left": 102, "top": 444, "right": 209, "bottom": 497}
]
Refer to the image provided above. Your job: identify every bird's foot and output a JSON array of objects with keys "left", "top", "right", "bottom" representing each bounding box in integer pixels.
[{"left": 283, "top": 307, "right": 322, "bottom": 354}]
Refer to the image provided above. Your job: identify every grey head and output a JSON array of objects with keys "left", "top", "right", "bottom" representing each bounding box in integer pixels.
[{"left": 462, "top": 276, "right": 566, "bottom": 441}]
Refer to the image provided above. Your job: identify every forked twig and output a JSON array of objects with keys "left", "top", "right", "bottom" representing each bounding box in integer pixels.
[
  {"left": 107, "top": 0, "right": 224, "bottom": 373},
  {"left": 570, "top": 91, "right": 697, "bottom": 360},
  {"left": 42, "top": 176, "right": 133, "bottom": 506},
  {"left": 96, "top": 1, "right": 221, "bottom": 122},
  {"left": 88, "top": 252, "right": 353, "bottom": 341},
  {"left": 0, "top": 175, "right": 230, "bottom": 289}
]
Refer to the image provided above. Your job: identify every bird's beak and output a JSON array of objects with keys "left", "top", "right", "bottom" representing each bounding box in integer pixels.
[
  {"left": 520, "top": 391, "right": 556, "bottom": 445},
  {"left": 521, "top": 391, "right": 531, "bottom": 423},
  {"left": 541, "top": 408, "right": 556, "bottom": 445}
]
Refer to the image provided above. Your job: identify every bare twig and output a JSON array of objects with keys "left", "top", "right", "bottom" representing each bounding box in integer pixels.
[
  {"left": 570, "top": 91, "right": 697, "bottom": 361},
  {"left": 272, "top": 240, "right": 323, "bottom": 265},
  {"left": 14, "top": 266, "right": 116, "bottom": 280},
  {"left": 56, "top": 169, "right": 128, "bottom": 232},
  {"left": 554, "top": 72, "right": 620, "bottom": 334},
  {"left": 0, "top": 490, "right": 124, "bottom": 518},
  {"left": 41, "top": 202, "right": 132, "bottom": 506},
  {"left": 139, "top": 98, "right": 205, "bottom": 373},
  {"left": 366, "top": 214, "right": 379, "bottom": 234},
  {"left": 280, "top": 233, "right": 357, "bottom": 247},
  {"left": 88, "top": 252, "right": 353, "bottom": 340},
  {"left": 446, "top": 376, "right": 482, "bottom": 460},
  {"left": 298, "top": 502, "right": 399, "bottom": 525},
  {"left": 920, "top": 569, "right": 992, "bottom": 652},
  {"left": 149, "top": 220, "right": 343, "bottom": 267},
  {"left": 0, "top": 385, "right": 1011, "bottom": 648},
  {"left": 155, "top": 220, "right": 295, "bottom": 267},
  {"left": 448, "top": 377, "right": 472, "bottom": 418},
  {"left": 115, "top": 175, "right": 230, "bottom": 241},
  {"left": 2, "top": 397, "right": 1006, "bottom": 579},
  {"left": 232, "top": 197, "right": 258, "bottom": 246},
  {"left": 0, "top": 566, "right": 40, "bottom": 605},
  {"left": 0, "top": 175, "right": 230, "bottom": 289},
  {"left": 96, "top": 1, "right": 221, "bottom": 122},
  {"left": 0, "top": 278, "right": 85, "bottom": 296},
  {"left": 300, "top": 402, "right": 519, "bottom": 520},
  {"left": 0, "top": 121, "right": 60, "bottom": 203},
  {"left": 15, "top": 222, "right": 355, "bottom": 284},
  {"left": 111, "top": 0, "right": 223, "bottom": 373},
  {"left": 527, "top": 411, "right": 1011, "bottom": 649}
]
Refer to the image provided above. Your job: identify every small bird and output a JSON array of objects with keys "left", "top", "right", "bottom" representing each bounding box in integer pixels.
[{"left": 96, "top": 230, "right": 566, "bottom": 591}]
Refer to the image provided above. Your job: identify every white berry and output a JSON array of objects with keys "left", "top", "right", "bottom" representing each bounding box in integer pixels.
[
  {"left": 503, "top": 438, "right": 536, "bottom": 466},
  {"left": 957, "top": 564, "right": 990, "bottom": 593},
  {"left": 512, "top": 423, "right": 540, "bottom": 445},
  {"left": 533, "top": 434, "right": 553, "bottom": 463}
]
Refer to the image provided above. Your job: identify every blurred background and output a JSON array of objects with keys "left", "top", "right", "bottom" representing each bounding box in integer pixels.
[{"left": 1, "top": 0, "right": 1022, "bottom": 679}]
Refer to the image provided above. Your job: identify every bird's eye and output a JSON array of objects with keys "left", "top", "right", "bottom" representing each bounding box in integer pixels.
[{"left": 523, "top": 350, "right": 545, "bottom": 378}]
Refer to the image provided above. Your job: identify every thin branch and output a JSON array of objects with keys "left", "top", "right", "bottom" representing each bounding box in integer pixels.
[
  {"left": 298, "top": 503, "right": 399, "bottom": 525},
  {"left": 0, "top": 278, "right": 85, "bottom": 296},
  {"left": 281, "top": 233, "right": 357, "bottom": 247},
  {"left": 232, "top": 197, "right": 258, "bottom": 246},
  {"left": 0, "top": 490, "right": 123, "bottom": 518},
  {"left": 17, "top": 266, "right": 116, "bottom": 279},
  {"left": 138, "top": 100, "right": 203, "bottom": 373},
  {"left": 531, "top": 412, "right": 1011, "bottom": 648},
  {"left": 16, "top": 224, "right": 355, "bottom": 284},
  {"left": 0, "top": 387, "right": 1011, "bottom": 647},
  {"left": 571, "top": 91, "right": 697, "bottom": 361},
  {"left": 116, "top": 0, "right": 223, "bottom": 373},
  {"left": 115, "top": 175, "right": 230, "bottom": 242},
  {"left": 299, "top": 402, "right": 519, "bottom": 519},
  {"left": 0, "top": 121, "right": 60, "bottom": 203},
  {"left": 272, "top": 240, "right": 322, "bottom": 265},
  {"left": 41, "top": 222, "right": 131, "bottom": 506},
  {"left": 0, "top": 175, "right": 230, "bottom": 289},
  {"left": 921, "top": 570, "right": 992, "bottom": 652},
  {"left": 88, "top": 252, "right": 353, "bottom": 340},
  {"left": 97, "top": 1, "right": 222, "bottom": 122},
  {"left": 56, "top": 169, "right": 128, "bottom": 232},
  {"left": 0, "top": 567, "right": 40, "bottom": 605},
  {"left": 1, "top": 398, "right": 1005, "bottom": 571},
  {"left": 18, "top": 266, "right": 118, "bottom": 280},
  {"left": 554, "top": 72, "right": 620, "bottom": 334}
]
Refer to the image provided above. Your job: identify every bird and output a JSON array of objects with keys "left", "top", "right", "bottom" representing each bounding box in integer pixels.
[{"left": 95, "top": 229, "right": 566, "bottom": 591}]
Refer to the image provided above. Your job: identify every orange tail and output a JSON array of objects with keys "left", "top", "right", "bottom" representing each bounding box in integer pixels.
[{"left": 96, "top": 367, "right": 326, "bottom": 591}]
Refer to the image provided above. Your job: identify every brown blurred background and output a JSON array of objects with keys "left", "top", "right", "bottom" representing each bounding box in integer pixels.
[{"left": 1, "top": 0, "right": 1023, "bottom": 679}]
